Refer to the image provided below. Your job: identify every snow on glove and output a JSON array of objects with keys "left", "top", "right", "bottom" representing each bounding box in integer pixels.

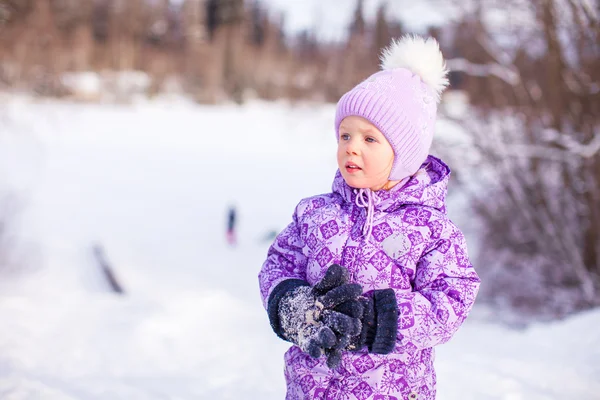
[
  {"left": 267, "top": 264, "right": 363, "bottom": 363},
  {"left": 277, "top": 286, "right": 362, "bottom": 359},
  {"left": 277, "top": 285, "right": 338, "bottom": 358}
]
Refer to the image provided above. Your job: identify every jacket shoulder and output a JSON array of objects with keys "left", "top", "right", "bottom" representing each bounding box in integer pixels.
[
  {"left": 395, "top": 204, "right": 462, "bottom": 243},
  {"left": 295, "top": 192, "right": 339, "bottom": 219},
  {"left": 423, "top": 211, "right": 469, "bottom": 254}
]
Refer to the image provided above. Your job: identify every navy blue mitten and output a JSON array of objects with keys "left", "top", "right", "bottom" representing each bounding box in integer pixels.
[
  {"left": 369, "top": 288, "right": 398, "bottom": 354},
  {"left": 347, "top": 296, "right": 375, "bottom": 352},
  {"left": 347, "top": 288, "right": 398, "bottom": 354}
]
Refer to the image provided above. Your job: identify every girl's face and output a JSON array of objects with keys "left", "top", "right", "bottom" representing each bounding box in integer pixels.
[{"left": 337, "top": 116, "right": 395, "bottom": 191}]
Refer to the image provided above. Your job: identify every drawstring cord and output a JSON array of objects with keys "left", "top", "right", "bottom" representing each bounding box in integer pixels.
[
  {"left": 354, "top": 188, "right": 381, "bottom": 239},
  {"left": 353, "top": 176, "right": 410, "bottom": 239}
]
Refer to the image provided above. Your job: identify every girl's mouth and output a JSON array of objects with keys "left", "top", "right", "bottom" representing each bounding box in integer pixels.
[{"left": 345, "top": 162, "right": 361, "bottom": 174}]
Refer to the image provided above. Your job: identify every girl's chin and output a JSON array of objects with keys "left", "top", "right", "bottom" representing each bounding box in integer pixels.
[
  {"left": 343, "top": 177, "right": 378, "bottom": 190},
  {"left": 344, "top": 179, "right": 390, "bottom": 191}
]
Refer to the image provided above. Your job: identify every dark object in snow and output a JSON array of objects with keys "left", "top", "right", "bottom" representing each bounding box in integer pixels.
[
  {"left": 226, "top": 206, "right": 237, "bottom": 246},
  {"left": 260, "top": 229, "right": 278, "bottom": 243},
  {"left": 267, "top": 264, "right": 363, "bottom": 368},
  {"left": 92, "top": 244, "right": 125, "bottom": 295}
]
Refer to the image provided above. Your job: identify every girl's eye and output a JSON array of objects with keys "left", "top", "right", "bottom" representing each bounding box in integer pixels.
[
  {"left": 340, "top": 133, "right": 350, "bottom": 140},
  {"left": 365, "top": 136, "right": 376, "bottom": 143}
]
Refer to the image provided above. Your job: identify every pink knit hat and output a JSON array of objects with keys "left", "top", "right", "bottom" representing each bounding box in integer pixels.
[{"left": 335, "top": 35, "right": 450, "bottom": 181}]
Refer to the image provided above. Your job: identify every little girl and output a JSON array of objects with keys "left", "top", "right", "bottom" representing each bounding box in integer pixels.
[{"left": 258, "top": 34, "right": 480, "bottom": 400}]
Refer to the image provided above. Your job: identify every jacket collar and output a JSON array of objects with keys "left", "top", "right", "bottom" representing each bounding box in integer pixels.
[{"left": 332, "top": 155, "right": 451, "bottom": 214}]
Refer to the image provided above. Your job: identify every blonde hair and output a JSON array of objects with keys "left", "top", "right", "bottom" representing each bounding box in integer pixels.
[
  {"left": 408, "top": 159, "right": 431, "bottom": 180},
  {"left": 413, "top": 166, "right": 430, "bottom": 178},
  {"left": 383, "top": 164, "right": 430, "bottom": 191}
]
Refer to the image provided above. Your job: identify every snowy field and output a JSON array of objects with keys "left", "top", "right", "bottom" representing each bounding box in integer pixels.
[{"left": 0, "top": 95, "right": 599, "bottom": 399}]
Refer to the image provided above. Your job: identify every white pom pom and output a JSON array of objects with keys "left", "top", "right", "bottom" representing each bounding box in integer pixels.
[{"left": 380, "top": 34, "right": 449, "bottom": 102}]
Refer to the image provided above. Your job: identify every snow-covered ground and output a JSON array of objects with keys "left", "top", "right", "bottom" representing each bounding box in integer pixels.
[{"left": 0, "top": 95, "right": 599, "bottom": 399}]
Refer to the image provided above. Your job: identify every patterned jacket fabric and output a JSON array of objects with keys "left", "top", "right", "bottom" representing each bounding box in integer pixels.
[{"left": 258, "top": 155, "right": 481, "bottom": 400}]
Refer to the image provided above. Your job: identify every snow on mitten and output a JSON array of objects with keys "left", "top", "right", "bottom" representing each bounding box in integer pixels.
[
  {"left": 277, "top": 285, "right": 362, "bottom": 359},
  {"left": 278, "top": 285, "right": 337, "bottom": 358},
  {"left": 267, "top": 264, "right": 363, "bottom": 364}
]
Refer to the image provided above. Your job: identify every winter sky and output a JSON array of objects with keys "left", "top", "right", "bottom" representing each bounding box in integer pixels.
[
  {"left": 167, "top": 0, "right": 460, "bottom": 41},
  {"left": 259, "top": 0, "right": 457, "bottom": 41}
]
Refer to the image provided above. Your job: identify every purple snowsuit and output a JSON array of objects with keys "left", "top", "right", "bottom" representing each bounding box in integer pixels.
[{"left": 259, "top": 156, "right": 480, "bottom": 400}]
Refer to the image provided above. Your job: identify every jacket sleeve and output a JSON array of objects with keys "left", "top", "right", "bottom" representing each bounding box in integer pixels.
[
  {"left": 392, "top": 220, "right": 480, "bottom": 350},
  {"left": 258, "top": 203, "right": 309, "bottom": 310}
]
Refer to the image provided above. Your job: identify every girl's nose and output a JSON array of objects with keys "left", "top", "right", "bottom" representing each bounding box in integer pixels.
[
  {"left": 347, "top": 147, "right": 359, "bottom": 156},
  {"left": 346, "top": 141, "right": 359, "bottom": 155}
]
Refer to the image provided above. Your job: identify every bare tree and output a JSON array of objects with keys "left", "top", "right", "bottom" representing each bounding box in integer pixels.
[{"left": 439, "top": 0, "right": 600, "bottom": 317}]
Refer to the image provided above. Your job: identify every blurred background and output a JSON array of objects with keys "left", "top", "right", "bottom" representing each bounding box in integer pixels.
[{"left": 0, "top": 0, "right": 598, "bottom": 399}]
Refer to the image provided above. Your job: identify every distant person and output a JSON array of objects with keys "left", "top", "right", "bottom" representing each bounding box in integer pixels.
[
  {"left": 226, "top": 206, "right": 237, "bottom": 246},
  {"left": 260, "top": 229, "right": 278, "bottom": 244},
  {"left": 258, "top": 35, "right": 481, "bottom": 399}
]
